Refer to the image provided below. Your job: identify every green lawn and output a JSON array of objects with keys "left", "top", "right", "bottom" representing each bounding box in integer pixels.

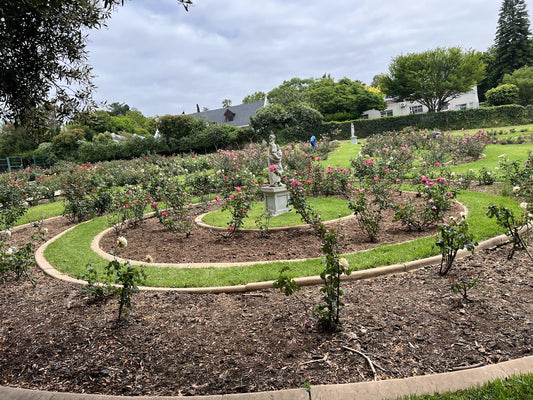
[
  {"left": 202, "top": 196, "right": 352, "bottom": 229},
  {"left": 15, "top": 201, "right": 64, "bottom": 227},
  {"left": 448, "top": 143, "right": 533, "bottom": 175},
  {"left": 321, "top": 140, "right": 360, "bottom": 169},
  {"left": 448, "top": 123, "right": 533, "bottom": 138},
  {"left": 395, "top": 373, "right": 533, "bottom": 400},
  {"left": 43, "top": 190, "right": 520, "bottom": 288}
]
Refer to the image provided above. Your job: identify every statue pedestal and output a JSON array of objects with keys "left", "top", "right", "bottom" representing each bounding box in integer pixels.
[
  {"left": 351, "top": 135, "right": 358, "bottom": 144},
  {"left": 261, "top": 185, "right": 291, "bottom": 217}
]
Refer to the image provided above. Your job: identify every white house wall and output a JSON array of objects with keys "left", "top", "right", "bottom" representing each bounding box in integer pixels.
[{"left": 363, "top": 87, "right": 480, "bottom": 119}]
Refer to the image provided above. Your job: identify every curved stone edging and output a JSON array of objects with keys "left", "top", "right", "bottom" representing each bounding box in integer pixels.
[
  {"left": 2, "top": 355, "right": 532, "bottom": 400},
  {"left": 37, "top": 222, "right": 510, "bottom": 294},
  {"left": 194, "top": 211, "right": 356, "bottom": 232},
  {"left": 92, "top": 198, "right": 468, "bottom": 270},
  {"left": 10, "top": 215, "right": 65, "bottom": 232}
]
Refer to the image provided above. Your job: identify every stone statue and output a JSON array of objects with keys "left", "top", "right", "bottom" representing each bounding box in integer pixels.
[{"left": 267, "top": 132, "right": 284, "bottom": 186}]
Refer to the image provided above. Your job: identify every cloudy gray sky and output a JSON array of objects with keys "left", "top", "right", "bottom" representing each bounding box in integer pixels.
[{"left": 86, "top": 0, "right": 529, "bottom": 117}]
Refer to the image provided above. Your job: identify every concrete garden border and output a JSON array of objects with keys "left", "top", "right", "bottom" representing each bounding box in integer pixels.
[
  {"left": 8, "top": 208, "right": 533, "bottom": 399},
  {"left": 2, "top": 356, "right": 532, "bottom": 400}
]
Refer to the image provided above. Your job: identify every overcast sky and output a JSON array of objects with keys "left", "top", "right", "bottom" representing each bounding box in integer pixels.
[{"left": 85, "top": 0, "right": 531, "bottom": 117}]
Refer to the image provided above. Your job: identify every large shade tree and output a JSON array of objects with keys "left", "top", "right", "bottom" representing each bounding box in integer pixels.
[
  {"left": 0, "top": 0, "right": 191, "bottom": 132},
  {"left": 307, "top": 76, "right": 386, "bottom": 120},
  {"left": 380, "top": 47, "right": 486, "bottom": 112},
  {"left": 267, "top": 77, "right": 314, "bottom": 108}
]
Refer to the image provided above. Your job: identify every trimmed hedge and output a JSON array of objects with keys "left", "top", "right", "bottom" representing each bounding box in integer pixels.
[{"left": 319, "top": 105, "right": 533, "bottom": 139}]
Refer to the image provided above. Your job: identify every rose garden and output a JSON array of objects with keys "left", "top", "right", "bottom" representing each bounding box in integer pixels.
[{"left": 0, "top": 126, "right": 532, "bottom": 398}]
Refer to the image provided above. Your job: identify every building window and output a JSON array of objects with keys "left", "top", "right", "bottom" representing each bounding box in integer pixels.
[
  {"left": 409, "top": 105, "right": 423, "bottom": 114},
  {"left": 455, "top": 103, "right": 467, "bottom": 110},
  {"left": 469, "top": 102, "right": 474, "bottom": 108},
  {"left": 361, "top": 114, "right": 369, "bottom": 119},
  {"left": 380, "top": 109, "right": 393, "bottom": 117},
  {"left": 224, "top": 109, "right": 235, "bottom": 122},
  {"left": 441, "top": 104, "right": 449, "bottom": 111}
]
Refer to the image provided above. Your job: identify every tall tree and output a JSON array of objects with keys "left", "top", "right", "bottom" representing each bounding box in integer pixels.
[
  {"left": 307, "top": 76, "right": 386, "bottom": 120},
  {"left": 490, "top": 0, "right": 533, "bottom": 89},
  {"left": 242, "top": 91, "right": 266, "bottom": 104},
  {"left": 0, "top": 1, "right": 191, "bottom": 132},
  {"left": 381, "top": 47, "right": 486, "bottom": 112},
  {"left": 267, "top": 77, "right": 314, "bottom": 108},
  {"left": 107, "top": 102, "right": 131, "bottom": 116}
]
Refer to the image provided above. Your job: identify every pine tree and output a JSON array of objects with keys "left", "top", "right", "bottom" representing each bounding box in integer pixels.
[{"left": 490, "top": 0, "right": 533, "bottom": 89}]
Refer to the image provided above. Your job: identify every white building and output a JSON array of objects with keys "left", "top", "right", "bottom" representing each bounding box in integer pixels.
[{"left": 362, "top": 87, "right": 480, "bottom": 119}]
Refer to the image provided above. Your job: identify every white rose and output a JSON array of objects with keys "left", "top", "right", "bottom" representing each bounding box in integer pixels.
[
  {"left": 117, "top": 236, "right": 128, "bottom": 248},
  {"left": 338, "top": 258, "right": 350, "bottom": 269}
]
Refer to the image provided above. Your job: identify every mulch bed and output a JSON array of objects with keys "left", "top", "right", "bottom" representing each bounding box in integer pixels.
[
  {"left": 99, "top": 192, "right": 463, "bottom": 264},
  {"left": 0, "top": 203, "right": 532, "bottom": 397}
]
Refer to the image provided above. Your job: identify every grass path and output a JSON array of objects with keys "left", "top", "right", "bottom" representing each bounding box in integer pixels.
[{"left": 43, "top": 190, "right": 520, "bottom": 288}]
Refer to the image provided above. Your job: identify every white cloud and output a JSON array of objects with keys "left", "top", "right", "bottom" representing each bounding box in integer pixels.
[{"left": 86, "top": 0, "right": 515, "bottom": 117}]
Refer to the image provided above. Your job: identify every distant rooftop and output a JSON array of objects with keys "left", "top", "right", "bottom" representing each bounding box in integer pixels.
[{"left": 190, "top": 99, "right": 266, "bottom": 127}]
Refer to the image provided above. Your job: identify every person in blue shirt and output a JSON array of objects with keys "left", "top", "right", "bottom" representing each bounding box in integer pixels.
[{"left": 310, "top": 135, "right": 316, "bottom": 149}]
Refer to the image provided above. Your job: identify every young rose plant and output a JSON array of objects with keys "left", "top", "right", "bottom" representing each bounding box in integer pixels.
[
  {"left": 348, "top": 189, "right": 382, "bottom": 242},
  {"left": 486, "top": 204, "right": 533, "bottom": 260},
  {"left": 275, "top": 177, "right": 350, "bottom": 332},
  {"left": 449, "top": 272, "right": 482, "bottom": 301},
  {"left": 221, "top": 186, "right": 254, "bottom": 237},
  {"left": 151, "top": 180, "right": 193, "bottom": 237},
  {"left": 434, "top": 216, "right": 477, "bottom": 276}
]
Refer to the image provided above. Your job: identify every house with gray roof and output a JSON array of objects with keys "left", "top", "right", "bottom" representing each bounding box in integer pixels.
[{"left": 190, "top": 99, "right": 266, "bottom": 128}]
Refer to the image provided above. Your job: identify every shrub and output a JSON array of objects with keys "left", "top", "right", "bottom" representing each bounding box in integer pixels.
[
  {"left": 151, "top": 180, "right": 193, "bottom": 237},
  {"left": 434, "top": 216, "right": 477, "bottom": 276},
  {"left": 477, "top": 167, "right": 495, "bottom": 185},
  {"left": 61, "top": 172, "right": 96, "bottom": 223},
  {"left": 485, "top": 84, "right": 520, "bottom": 106},
  {"left": 276, "top": 177, "right": 350, "bottom": 332},
  {"left": 220, "top": 186, "right": 254, "bottom": 236},
  {"left": 0, "top": 179, "right": 28, "bottom": 230},
  {"left": 105, "top": 260, "right": 146, "bottom": 321},
  {"left": 348, "top": 189, "right": 382, "bottom": 242},
  {"left": 486, "top": 204, "right": 533, "bottom": 260}
]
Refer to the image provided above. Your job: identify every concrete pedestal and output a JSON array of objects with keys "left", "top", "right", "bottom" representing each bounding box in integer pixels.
[
  {"left": 261, "top": 185, "right": 291, "bottom": 217},
  {"left": 351, "top": 136, "right": 358, "bottom": 144}
]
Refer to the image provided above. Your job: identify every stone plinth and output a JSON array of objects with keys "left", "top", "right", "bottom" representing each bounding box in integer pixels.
[
  {"left": 261, "top": 185, "right": 291, "bottom": 217},
  {"left": 351, "top": 135, "right": 358, "bottom": 144}
]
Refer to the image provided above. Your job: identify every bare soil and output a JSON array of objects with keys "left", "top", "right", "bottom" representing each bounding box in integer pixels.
[
  {"left": 1, "top": 206, "right": 532, "bottom": 397},
  {"left": 99, "top": 193, "right": 463, "bottom": 264}
]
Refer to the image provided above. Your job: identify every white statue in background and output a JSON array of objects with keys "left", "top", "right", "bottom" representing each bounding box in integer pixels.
[{"left": 267, "top": 132, "right": 284, "bottom": 186}]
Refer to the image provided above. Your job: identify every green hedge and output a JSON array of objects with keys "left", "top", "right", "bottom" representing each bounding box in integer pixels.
[{"left": 319, "top": 105, "right": 533, "bottom": 139}]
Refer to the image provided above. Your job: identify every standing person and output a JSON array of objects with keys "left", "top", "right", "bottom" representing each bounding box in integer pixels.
[{"left": 310, "top": 135, "right": 316, "bottom": 149}]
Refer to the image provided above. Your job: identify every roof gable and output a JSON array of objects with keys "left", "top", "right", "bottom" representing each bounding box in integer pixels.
[{"left": 190, "top": 100, "right": 264, "bottom": 127}]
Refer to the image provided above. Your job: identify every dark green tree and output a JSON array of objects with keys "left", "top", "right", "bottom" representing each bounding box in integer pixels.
[
  {"left": 242, "top": 91, "right": 266, "bottom": 104},
  {"left": 502, "top": 65, "right": 533, "bottom": 105},
  {"left": 490, "top": 0, "right": 533, "bottom": 89},
  {"left": 0, "top": 0, "right": 191, "bottom": 132},
  {"left": 381, "top": 47, "right": 486, "bottom": 112},
  {"left": 307, "top": 76, "right": 386, "bottom": 121},
  {"left": 107, "top": 102, "right": 130, "bottom": 116},
  {"left": 267, "top": 77, "right": 314, "bottom": 108}
]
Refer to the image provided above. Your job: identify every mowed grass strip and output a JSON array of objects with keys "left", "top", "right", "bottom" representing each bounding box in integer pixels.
[
  {"left": 396, "top": 373, "right": 533, "bottom": 400},
  {"left": 202, "top": 196, "right": 352, "bottom": 229},
  {"left": 43, "top": 190, "right": 520, "bottom": 288}
]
